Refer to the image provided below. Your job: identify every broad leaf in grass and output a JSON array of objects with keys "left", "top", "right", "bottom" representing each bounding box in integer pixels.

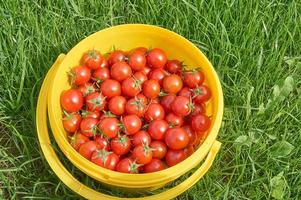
[
  {"left": 270, "top": 141, "right": 294, "bottom": 157},
  {"left": 270, "top": 171, "right": 287, "bottom": 200}
]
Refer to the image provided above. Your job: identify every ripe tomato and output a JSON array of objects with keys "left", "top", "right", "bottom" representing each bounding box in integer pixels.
[
  {"left": 165, "top": 60, "right": 182, "bottom": 74},
  {"left": 130, "top": 47, "right": 148, "bottom": 55},
  {"left": 172, "top": 96, "right": 193, "bottom": 117},
  {"left": 148, "top": 68, "right": 167, "bottom": 85},
  {"left": 182, "top": 125, "right": 198, "bottom": 146},
  {"left": 191, "top": 114, "right": 211, "bottom": 132},
  {"left": 122, "top": 114, "right": 142, "bottom": 135},
  {"left": 78, "top": 83, "right": 96, "bottom": 97},
  {"left": 143, "top": 159, "right": 166, "bottom": 173},
  {"left": 144, "top": 103, "right": 165, "bottom": 122},
  {"left": 98, "top": 117, "right": 119, "bottom": 138},
  {"left": 91, "top": 149, "right": 119, "bottom": 170},
  {"left": 193, "top": 85, "right": 211, "bottom": 103},
  {"left": 108, "top": 50, "right": 126, "bottom": 66},
  {"left": 111, "top": 135, "right": 131, "bottom": 155},
  {"left": 178, "top": 87, "right": 192, "bottom": 98},
  {"left": 80, "top": 117, "right": 98, "bottom": 137},
  {"left": 132, "top": 130, "right": 151, "bottom": 146},
  {"left": 78, "top": 141, "right": 99, "bottom": 159},
  {"left": 81, "top": 110, "right": 101, "bottom": 119},
  {"left": 160, "top": 95, "right": 176, "bottom": 113},
  {"left": 111, "top": 61, "right": 132, "bottom": 82},
  {"left": 129, "top": 51, "right": 146, "bottom": 71},
  {"left": 70, "top": 132, "right": 89, "bottom": 151},
  {"left": 62, "top": 112, "right": 81, "bottom": 133},
  {"left": 94, "top": 135, "right": 110, "bottom": 151},
  {"left": 100, "top": 79, "right": 121, "bottom": 98},
  {"left": 85, "top": 92, "right": 106, "bottom": 112},
  {"left": 165, "top": 127, "right": 189, "bottom": 150},
  {"left": 148, "top": 119, "right": 168, "bottom": 140},
  {"left": 92, "top": 67, "right": 110, "bottom": 82},
  {"left": 165, "top": 113, "right": 183, "bottom": 127},
  {"left": 132, "top": 144, "right": 153, "bottom": 164},
  {"left": 82, "top": 50, "right": 103, "bottom": 69},
  {"left": 108, "top": 96, "right": 126, "bottom": 115},
  {"left": 189, "top": 102, "right": 206, "bottom": 118},
  {"left": 69, "top": 66, "right": 91, "bottom": 86},
  {"left": 133, "top": 71, "right": 148, "bottom": 84},
  {"left": 125, "top": 95, "right": 147, "bottom": 117},
  {"left": 142, "top": 79, "right": 160, "bottom": 99},
  {"left": 165, "top": 149, "right": 187, "bottom": 167},
  {"left": 162, "top": 74, "right": 183, "bottom": 94},
  {"left": 121, "top": 77, "right": 141, "bottom": 97},
  {"left": 60, "top": 89, "right": 83, "bottom": 112},
  {"left": 140, "top": 66, "right": 152, "bottom": 75},
  {"left": 116, "top": 158, "right": 139, "bottom": 173},
  {"left": 184, "top": 145, "right": 195, "bottom": 156},
  {"left": 184, "top": 71, "right": 205, "bottom": 88},
  {"left": 100, "top": 58, "right": 108, "bottom": 68},
  {"left": 147, "top": 48, "right": 167, "bottom": 68},
  {"left": 150, "top": 141, "right": 167, "bottom": 159}
]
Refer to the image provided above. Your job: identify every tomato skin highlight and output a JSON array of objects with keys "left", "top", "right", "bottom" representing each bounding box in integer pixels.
[
  {"left": 129, "top": 51, "right": 146, "bottom": 71},
  {"left": 78, "top": 141, "right": 99, "bottom": 159},
  {"left": 116, "top": 158, "right": 139, "bottom": 173},
  {"left": 92, "top": 67, "right": 110, "bottom": 82},
  {"left": 80, "top": 117, "right": 98, "bottom": 137},
  {"left": 108, "top": 50, "right": 126, "bottom": 66},
  {"left": 122, "top": 114, "right": 142, "bottom": 135},
  {"left": 143, "top": 159, "right": 166, "bottom": 173},
  {"left": 150, "top": 141, "right": 167, "bottom": 159},
  {"left": 184, "top": 71, "right": 205, "bottom": 88},
  {"left": 191, "top": 114, "right": 211, "bottom": 132},
  {"left": 98, "top": 117, "right": 119, "bottom": 138},
  {"left": 60, "top": 89, "right": 83, "bottom": 112},
  {"left": 160, "top": 95, "right": 176, "bottom": 113},
  {"left": 162, "top": 74, "right": 183, "bottom": 94},
  {"left": 193, "top": 85, "right": 212, "bottom": 103},
  {"left": 132, "top": 144, "right": 153, "bottom": 164},
  {"left": 69, "top": 66, "right": 91, "bottom": 86},
  {"left": 62, "top": 112, "right": 82, "bottom": 133},
  {"left": 121, "top": 77, "right": 141, "bottom": 97},
  {"left": 70, "top": 132, "right": 90, "bottom": 151},
  {"left": 85, "top": 92, "right": 106, "bottom": 112},
  {"left": 165, "top": 60, "right": 182, "bottom": 74},
  {"left": 82, "top": 50, "right": 104, "bottom": 70},
  {"left": 94, "top": 135, "right": 110, "bottom": 151},
  {"left": 91, "top": 150, "right": 119, "bottom": 170},
  {"left": 147, "top": 48, "right": 167, "bottom": 68},
  {"left": 144, "top": 103, "right": 165, "bottom": 122},
  {"left": 142, "top": 79, "right": 160, "bottom": 99},
  {"left": 165, "top": 113, "right": 184, "bottom": 127},
  {"left": 101, "top": 79, "right": 121, "bottom": 98},
  {"left": 148, "top": 68, "right": 167, "bottom": 85},
  {"left": 111, "top": 61, "right": 132, "bottom": 82},
  {"left": 178, "top": 87, "right": 192, "bottom": 98},
  {"left": 148, "top": 119, "right": 169, "bottom": 140},
  {"left": 134, "top": 71, "right": 148, "bottom": 84},
  {"left": 108, "top": 96, "right": 126, "bottom": 115},
  {"left": 132, "top": 130, "right": 151, "bottom": 146},
  {"left": 111, "top": 135, "right": 131, "bottom": 155},
  {"left": 165, "top": 149, "right": 187, "bottom": 167},
  {"left": 172, "top": 96, "right": 193, "bottom": 117},
  {"left": 165, "top": 127, "right": 189, "bottom": 150}
]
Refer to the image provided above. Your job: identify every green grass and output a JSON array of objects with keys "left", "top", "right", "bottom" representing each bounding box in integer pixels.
[{"left": 1, "top": 0, "right": 301, "bottom": 199}]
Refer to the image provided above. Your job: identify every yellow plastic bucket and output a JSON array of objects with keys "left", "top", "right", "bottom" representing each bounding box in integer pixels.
[{"left": 36, "top": 24, "right": 223, "bottom": 199}]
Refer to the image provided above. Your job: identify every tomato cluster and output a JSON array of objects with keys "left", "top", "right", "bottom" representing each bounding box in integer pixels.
[{"left": 60, "top": 47, "right": 212, "bottom": 173}]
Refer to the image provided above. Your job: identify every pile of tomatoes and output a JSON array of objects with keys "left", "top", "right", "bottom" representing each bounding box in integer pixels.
[{"left": 60, "top": 47, "right": 211, "bottom": 173}]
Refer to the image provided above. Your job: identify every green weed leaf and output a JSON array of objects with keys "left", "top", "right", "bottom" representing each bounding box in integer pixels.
[
  {"left": 270, "top": 171, "right": 287, "bottom": 199},
  {"left": 270, "top": 141, "right": 294, "bottom": 157},
  {"left": 234, "top": 135, "right": 252, "bottom": 147}
]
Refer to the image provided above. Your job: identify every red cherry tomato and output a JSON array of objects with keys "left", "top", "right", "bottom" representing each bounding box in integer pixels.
[
  {"left": 193, "top": 85, "right": 211, "bottom": 103},
  {"left": 82, "top": 50, "right": 104, "bottom": 69},
  {"left": 70, "top": 132, "right": 89, "bottom": 151},
  {"left": 191, "top": 114, "right": 211, "bottom": 132},
  {"left": 85, "top": 92, "right": 106, "bottom": 112},
  {"left": 132, "top": 130, "right": 151, "bottom": 146},
  {"left": 184, "top": 145, "right": 195, "bottom": 156},
  {"left": 147, "top": 48, "right": 167, "bottom": 68},
  {"left": 92, "top": 67, "right": 110, "bottom": 82},
  {"left": 172, "top": 96, "right": 193, "bottom": 117},
  {"left": 81, "top": 110, "right": 101, "bottom": 119},
  {"left": 108, "top": 96, "right": 126, "bottom": 115},
  {"left": 190, "top": 102, "right": 206, "bottom": 118},
  {"left": 143, "top": 159, "right": 166, "bottom": 173},
  {"left": 165, "top": 60, "right": 182, "bottom": 74},
  {"left": 100, "top": 58, "right": 108, "bottom": 68},
  {"left": 162, "top": 74, "right": 183, "bottom": 94},
  {"left": 165, "top": 149, "right": 187, "bottom": 167},
  {"left": 148, "top": 119, "right": 168, "bottom": 140},
  {"left": 165, "top": 113, "right": 183, "bottom": 127},
  {"left": 182, "top": 125, "right": 198, "bottom": 146},
  {"left": 94, "top": 135, "right": 110, "bottom": 151},
  {"left": 69, "top": 66, "right": 91, "bottom": 86},
  {"left": 111, "top": 61, "right": 132, "bottom": 82},
  {"left": 130, "top": 47, "right": 148, "bottom": 55},
  {"left": 148, "top": 68, "right": 167, "bottom": 85},
  {"left": 132, "top": 144, "right": 153, "bottom": 164},
  {"left": 80, "top": 117, "right": 98, "bottom": 137},
  {"left": 160, "top": 95, "right": 176, "bottom": 113},
  {"left": 165, "top": 127, "right": 189, "bottom": 150},
  {"left": 133, "top": 71, "right": 148, "bottom": 84},
  {"left": 140, "top": 66, "right": 152, "bottom": 75},
  {"left": 78, "top": 83, "right": 96, "bottom": 97},
  {"left": 142, "top": 79, "right": 160, "bottom": 99},
  {"left": 60, "top": 89, "right": 83, "bottom": 112},
  {"left": 100, "top": 79, "right": 121, "bottom": 98},
  {"left": 184, "top": 71, "right": 205, "bottom": 88},
  {"left": 129, "top": 51, "right": 146, "bottom": 71},
  {"left": 62, "top": 112, "right": 82, "bottom": 133},
  {"left": 122, "top": 77, "right": 141, "bottom": 97},
  {"left": 111, "top": 135, "right": 131, "bottom": 155},
  {"left": 150, "top": 141, "right": 167, "bottom": 159},
  {"left": 98, "top": 117, "right": 119, "bottom": 138},
  {"left": 125, "top": 95, "right": 147, "bottom": 117},
  {"left": 108, "top": 50, "right": 126, "bottom": 66},
  {"left": 144, "top": 103, "right": 165, "bottom": 122},
  {"left": 116, "top": 158, "right": 139, "bottom": 173},
  {"left": 122, "top": 114, "right": 142, "bottom": 135},
  {"left": 178, "top": 87, "right": 192, "bottom": 98},
  {"left": 78, "top": 141, "right": 99, "bottom": 159},
  {"left": 91, "top": 149, "right": 119, "bottom": 170}
]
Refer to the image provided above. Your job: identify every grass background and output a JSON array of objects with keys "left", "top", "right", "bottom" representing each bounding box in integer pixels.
[{"left": 1, "top": 0, "right": 301, "bottom": 199}]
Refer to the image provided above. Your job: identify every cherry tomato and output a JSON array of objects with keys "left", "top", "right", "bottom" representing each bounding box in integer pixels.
[
  {"left": 60, "top": 89, "right": 83, "bottom": 112},
  {"left": 190, "top": 102, "right": 206, "bottom": 118},
  {"left": 165, "top": 60, "right": 182, "bottom": 74},
  {"left": 78, "top": 141, "right": 99, "bottom": 159},
  {"left": 130, "top": 47, "right": 148, "bottom": 55},
  {"left": 132, "top": 130, "right": 151, "bottom": 146},
  {"left": 111, "top": 61, "right": 132, "bottom": 82},
  {"left": 111, "top": 135, "right": 131, "bottom": 155},
  {"left": 143, "top": 159, "right": 166, "bottom": 173},
  {"left": 122, "top": 114, "right": 142, "bottom": 135},
  {"left": 92, "top": 67, "right": 110, "bottom": 82},
  {"left": 94, "top": 135, "right": 110, "bottom": 151},
  {"left": 78, "top": 83, "right": 96, "bottom": 97},
  {"left": 140, "top": 66, "right": 152, "bottom": 75},
  {"left": 184, "top": 71, "right": 205, "bottom": 88},
  {"left": 62, "top": 112, "right": 82, "bottom": 133},
  {"left": 193, "top": 85, "right": 211, "bottom": 103},
  {"left": 150, "top": 141, "right": 167, "bottom": 159},
  {"left": 70, "top": 132, "right": 89, "bottom": 151},
  {"left": 160, "top": 95, "right": 176, "bottom": 113},
  {"left": 147, "top": 48, "right": 167, "bottom": 68},
  {"left": 144, "top": 103, "right": 165, "bottom": 122},
  {"left": 100, "top": 58, "right": 108, "bottom": 68},
  {"left": 98, "top": 117, "right": 119, "bottom": 138},
  {"left": 191, "top": 114, "right": 211, "bottom": 132},
  {"left": 80, "top": 117, "right": 98, "bottom": 137},
  {"left": 148, "top": 119, "right": 168, "bottom": 140},
  {"left": 91, "top": 149, "right": 119, "bottom": 170},
  {"left": 81, "top": 110, "right": 101, "bottom": 119},
  {"left": 122, "top": 77, "right": 141, "bottom": 97},
  {"left": 85, "top": 92, "right": 106, "bottom": 112},
  {"left": 108, "top": 50, "right": 126, "bottom": 66},
  {"left": 182, "top": 125, "right": 198, "bottom": 146},
  {"left": 172, "top": 96, "right": 193, "bottom": 117},
  {"left": 100, "top": 79, "right": 121, "bottom": 98},
  {"left": 178, "top": 87, "right": 192, "bottom": 98},
  {"left": 184, "top": 145, "right": 195, "bottom": 156},
  {"left": 82, "top": 50, "right": 104, "bottom": 69},
  {"left": 134, "top": 71, "right": 148, "bottom": 84},
  {"left": 165, "top": 127, "right": 189, "bottom": 150},
  {"left": 162, "top": 74, "right": 183, "bottom": 94},
  {"left": 69, "top": 66, "right": 91, "bottom": 86},
  {"left": 116, "top": 158, "right": 139, "bottom": 173},
  {"left": 108, "top": 96, "right": 126, "bottom": 115},
  {"left": 142, "top": 79, "right": 160, "bottom": 99},
  {"left": 129, "top": 51, "right": 146, "bottom": 71},
  {"left": 132, "top": 144, "right": 153, "bottom": 164},
  {"left": 125, "top": 95, "right": 147, "bottom": 117},
  {"left": 165, "top": 149, "right": 187, "bottom": 167},
  {"left": 165, "top": 113, "right": 183, "bottom": 127},
  {"left": 148, "top": 68, "right": 167, "bottom": 85}
]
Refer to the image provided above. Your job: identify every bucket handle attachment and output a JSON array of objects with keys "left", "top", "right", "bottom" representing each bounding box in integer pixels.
[{"left": 36, "top": 54, "right": 221, "bottom": 200}]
